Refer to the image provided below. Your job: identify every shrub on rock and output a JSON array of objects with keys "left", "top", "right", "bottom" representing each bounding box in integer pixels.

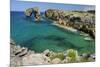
[{"left": 66, "top": 49, "right": 79, "bottom": 62}]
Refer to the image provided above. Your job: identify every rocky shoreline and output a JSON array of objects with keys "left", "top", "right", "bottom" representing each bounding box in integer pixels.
[
  {"left": 51, "top": 21, "right": 94, "bottom": 41},
  {"left": 52, "top": 21, "right": 78, "bottom": 32},
  {"left": 10, "top": 7, "right": 95, "bottom": 66},
  {"left": 10, "top": 39, "right": 95, "bottom": 67},
  {"left": 45, "top": 9, "right": 95, "bottom": 39},
  {"left": 24, "top": 7, "right": 95, "bottom": 39},
  {"left": 43, "top": 14, "right": 93, "bottom": 41},
  {"left": 25, "top": 7, "right": 41, "bottom": 21}
]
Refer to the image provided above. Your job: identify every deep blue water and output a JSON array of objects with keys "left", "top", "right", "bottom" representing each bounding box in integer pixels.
[{"left": 11, "top": 11, "right": 95, "bottom": 54}]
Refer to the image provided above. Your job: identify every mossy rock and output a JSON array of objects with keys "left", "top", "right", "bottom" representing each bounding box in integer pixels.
[
  {"left": 50, "top": 52, "right": 65, "bottom": 60},
  {"left": 80, "top": 56, "right": 95, "bottom": 62},
  {"left": 66, "top": 49, "right": 79, "bottom": 62}
]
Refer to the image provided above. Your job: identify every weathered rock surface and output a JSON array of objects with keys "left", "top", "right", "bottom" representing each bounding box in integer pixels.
[
  {"left": 51, "top": 58, "right": 61, "bottom": 64},
  {"left": 10, "top": 39, "right": 95, "bottom": 66},
  {"left": 25, "top": 8, "right": 33, "bottom": 17},
  {"left": 10, "top": 40, "right": 51, "bottom": 67},
  {"left": 25, "top": 7, "right": 41, "bottom": 21},
  {"left": 45, "top": 9, "right": 95, "bottom": 39}
]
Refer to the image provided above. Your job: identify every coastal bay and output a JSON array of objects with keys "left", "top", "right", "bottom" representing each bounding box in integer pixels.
[
  {"left": 11, "top": 11, "right": 95, "bottom": 54},
  {"left": 10, "top": 1, "right": 95, "bottom": 66}
]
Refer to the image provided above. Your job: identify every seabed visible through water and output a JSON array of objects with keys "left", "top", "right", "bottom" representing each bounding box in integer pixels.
[{"left": 11, "top": 12, "right": 95, "bottom": 54}]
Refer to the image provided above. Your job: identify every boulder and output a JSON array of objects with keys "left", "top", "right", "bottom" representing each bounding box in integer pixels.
[
  {"left": 22, "top": 54, "right": 50, "bottom": 65},
  {"left": 25, "top": 8, "right": 33, "bottom": 17},
  {"left": 51, "top": 58, "right": 61, "bottom": 64},
  {"left": 43, "top": 49, "right": 50, "bottom": 57}
]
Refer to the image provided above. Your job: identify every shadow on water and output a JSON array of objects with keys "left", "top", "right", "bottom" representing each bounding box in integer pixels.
[
  {"left": 11, "top": 12, "right": 94, "bottom": 54},
  {"left": 21, "top": 35, "right": 83, "bottom": 52},
  {"left": 44, "top": 35, "right": 65, "bottom": 41},
  {"left": 23, "top": 16, "right": 51, "bottom": 25},
  {"left": 23, "top": 17, "right": 34, "bottom": 22}
]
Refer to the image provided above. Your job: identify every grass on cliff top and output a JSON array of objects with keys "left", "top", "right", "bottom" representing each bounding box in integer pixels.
[{"left": 64, "top": 11, "right": 94, "bottom": 17}]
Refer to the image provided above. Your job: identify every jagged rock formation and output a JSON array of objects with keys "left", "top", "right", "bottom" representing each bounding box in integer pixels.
[
  {"left": 45, "top": 9, "right": 95, "bottom": 39},
  {"left": 10, "top": 39, "right": 95, "bottom": 66},
  {"left": 10, "top": 40, "right": 51, "bottom": 67},
  {"left": 25, "top": 7, "right": 41, "bottom": 21},
  {"left": 25, "top": 8, "right": 33, "bottom": 17}
]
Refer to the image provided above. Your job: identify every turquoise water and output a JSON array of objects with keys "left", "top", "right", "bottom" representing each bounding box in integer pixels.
[{"left": 11, "top": 12, "right": 95, "bottom": 54}]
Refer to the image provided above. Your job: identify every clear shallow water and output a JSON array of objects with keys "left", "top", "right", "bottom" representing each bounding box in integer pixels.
[{"left": 11, "top": 12, "right": 95, "bottom": 54}]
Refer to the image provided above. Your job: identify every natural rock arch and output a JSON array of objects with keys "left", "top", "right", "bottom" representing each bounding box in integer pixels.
[{"left": 25, "top": 7, "right": 41, "bottom": 21}]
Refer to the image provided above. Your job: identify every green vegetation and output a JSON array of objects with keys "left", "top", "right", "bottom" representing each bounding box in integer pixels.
[
  {"left": 80, "top": 57, "right": 94, "bottom": 62},
  {"left": 11, "top": 39, "right": 95, "bottom": 65},
  {"left": 48, "top": 49, "right": 95, "bottom": 63},
  {"left": 66, "top": 49, "right": 79, "bottom": 62},
  {"left": 50, "top": 52, "right": 65, "bottom": 60}
]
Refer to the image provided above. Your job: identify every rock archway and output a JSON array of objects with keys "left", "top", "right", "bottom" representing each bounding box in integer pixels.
[{"left": 25, "top": 7, "right": 41, "bottom": 21}]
